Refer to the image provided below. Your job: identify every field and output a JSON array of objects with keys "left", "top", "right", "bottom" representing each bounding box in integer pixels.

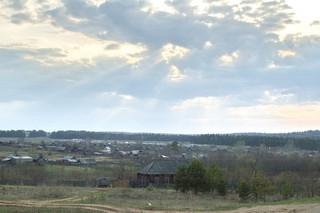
[{"left": 0, "top": 185, "right": 319, "bottom": 212}]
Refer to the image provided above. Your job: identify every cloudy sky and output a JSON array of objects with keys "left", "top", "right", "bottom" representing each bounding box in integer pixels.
[{"left": 1, "top": 0, "right": 320, "bottom": 134}]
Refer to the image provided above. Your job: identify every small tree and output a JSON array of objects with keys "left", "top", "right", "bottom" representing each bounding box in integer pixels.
[
  {"left": 251, "top": 170, "right": 274, "bottom": 201},
  {"left": 171, "top": 141, "right": 179, "bottom": 151},
  {"left": 174, "top": 165, "right": 189, "bottom": 192},
  {"left": 175, "top": 160, "right": 206, "bottom": 194},
  {"left": 237, "top": 179, "right": 252, "bottom": 202},
  {"left": 205, "top": 163, "right": 227, "bottom": 196},
  {"left": 281, "top": 181, "right": 294, "bottom": 199},
  {"left": 275, "top": 172, "right": 297, "bottom": 199},
  {"left": 187, "top": 160, "right": 206, "bottom": 194}
]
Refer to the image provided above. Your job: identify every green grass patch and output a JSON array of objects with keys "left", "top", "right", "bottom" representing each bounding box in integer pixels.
[
  {"left": 0, "top": 185, "right": 94, "bottom": 200},
  {"left": 0, "top": 207, "right": 95, "bottom": 213},
  {"left": 268, "top": 197, "right": 320, "bottom": 205},
  {"left": 0, "top": 185, "right": 319, "bottom": 212},
  {"left": 78, "top": 188, "right": 247, "bottom": 211}
]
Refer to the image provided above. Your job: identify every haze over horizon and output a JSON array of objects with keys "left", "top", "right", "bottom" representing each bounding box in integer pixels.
[{"left": 1, "top": 0, "right": 320, "bottom": 134}]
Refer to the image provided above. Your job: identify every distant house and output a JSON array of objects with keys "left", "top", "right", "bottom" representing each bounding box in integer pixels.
[
  {"left": 1, "top": 154, "right": 33, "bottom": 164},
  {"left": 32, "top": 154, "right": 47, "bottom": 164},
  {"left": 62, "top": 156, "right": 78, "bottom": 164},
  {"left": 102, "top": 146, "right": 111, "bottom": 154},
  {"left": 137, "top": 159, "right": 189, "bottom": 185},
  {"left": 55, "top": 146, "right": 67, "bottom": 152},
  {"left": 79, "top": 159, "right": 97, "bottom": 166},
  {"left": 130, "top": 150, "right": 140, "bottom": 158},
  {"left": 95, "top": 177, "right": 112, "bottom": 187}
]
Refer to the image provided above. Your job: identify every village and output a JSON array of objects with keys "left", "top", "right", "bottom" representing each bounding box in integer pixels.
[{"left": 0, "top": 137, "right": 319, "bottom": 189}]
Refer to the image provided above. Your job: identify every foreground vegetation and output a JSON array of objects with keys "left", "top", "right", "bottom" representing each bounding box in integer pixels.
[{"left": 0, "top": 185, "right": 319, "bottom": 212}]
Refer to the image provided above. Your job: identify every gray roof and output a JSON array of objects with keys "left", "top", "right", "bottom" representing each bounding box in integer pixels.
[
  {"left": 79, "top": 159, "right": 97, "bottom": 165},
  {"left": 62, "top": 156, "right": 75, "bottom": 160},
  {"left": 138, "top": 159, "right": 188, "bottom": 175}
]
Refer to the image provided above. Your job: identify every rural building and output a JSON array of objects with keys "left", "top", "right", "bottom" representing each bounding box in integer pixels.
[
  {"left": 62, "top": 156, "right": 78, "bottom": 164},
  {"left": 95, "top": 177, "right": 111, "bottom": 187},
  {"left": 1, "top": 154, "right": 33, "bottom": 164},
  {"left": 78, "top": 159, "right": 97, "bottom": 166},
  {"left": 137, "top": 158, "right": 188, "bottom": 186}
]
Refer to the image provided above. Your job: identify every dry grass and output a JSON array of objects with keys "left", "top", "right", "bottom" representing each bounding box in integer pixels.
[
  {"left": 0, "top": 185, "right": 95, "bottom": 200},
  {"left": 0, "top": 185, "right": 319, "bottom": 212},
  {"left": 79, "top": 187, "right": 246, "bottom": 211}
]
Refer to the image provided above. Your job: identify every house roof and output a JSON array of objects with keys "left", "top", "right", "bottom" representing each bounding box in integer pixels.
[
  {"left": 62, "top": 156, "right": 76, "bottom": 161},
  {"left": 138, "top": 159, "right": 188, "bottom": 175},
  {"left": 2, "top": 155, "right": 33, "bottom": 162},
  {"left": 79, "top": 159, "right": 97, "bottom": 164}
]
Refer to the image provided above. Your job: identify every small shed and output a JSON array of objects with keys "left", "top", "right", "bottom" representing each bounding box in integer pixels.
[
  {"left": 1, "top": 155, "right": 33, "bottom": 164},
  {"left": 79, "top": 159, "right": 97, "bottom": 166},
  {"left": 137, "top": 159, "right": 188, "bottom": 185},
  {"left": 62, "top": 156, "right": 78, "bottom": 164},
  {"left": 95, "top": 177, "right": 111, "bottom": 187}
]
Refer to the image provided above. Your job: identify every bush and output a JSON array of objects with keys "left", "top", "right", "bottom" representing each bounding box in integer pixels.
[
  {"left": 237, "top": 179, "right": 252, "bottom": 202},
  {"left": 175, "top": 160, "right": 227, "bottom": 196}
]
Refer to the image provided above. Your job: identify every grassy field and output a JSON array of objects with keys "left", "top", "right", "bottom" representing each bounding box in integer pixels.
[
  {"left": 0, "top": 185, "right": 246, "bottom": 211},
  {"left": 0, "top": 185, "right": 319, "bottom": 212}
]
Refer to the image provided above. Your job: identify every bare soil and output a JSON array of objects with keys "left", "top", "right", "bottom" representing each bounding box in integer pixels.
[{"left": 0, "top": 199, "right": 319, "bottom": 213}]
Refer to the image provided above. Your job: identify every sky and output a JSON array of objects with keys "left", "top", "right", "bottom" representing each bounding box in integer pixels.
[{"left": 0, "top": 0, "right": 320, "bottom": 134}]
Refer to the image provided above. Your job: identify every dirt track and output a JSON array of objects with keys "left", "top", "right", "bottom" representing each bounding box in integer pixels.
[{"left": 0, "top": 199, "right": 319, "bottom": 213}]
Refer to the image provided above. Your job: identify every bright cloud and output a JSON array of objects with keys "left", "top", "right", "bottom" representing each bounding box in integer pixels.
[
  {"left": 142, "top": 0, "right": 178, "bottom": 14},
  {"left": 0, "top": 21, "right": 146, "bottom": 66},
  {"left": 0, "top": 1, "right": 146, "bottom": 66},
  {"left": 160, "top": 43, "right": 189, "bottom": 63},
  {"left": 168, "top": 65, "right": 185, "bottom": 81},
  {"left": 97, "top": 91, "right": 135, "bottom": 102},
  {"left": 85, "top": 0, "right": 107, "bottom": 7},
  {"left": 219, "top": 51, "right": 239, "bottom": 66},
  {"left": 260, "top": 90, "right": 295, "bottom": 104},
  {"left": 278, "top": 50, "right": 296, "bottom": 58}
]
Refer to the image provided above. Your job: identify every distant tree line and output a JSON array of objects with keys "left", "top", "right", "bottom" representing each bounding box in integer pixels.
[
  {"left": 28, "top": 130, "right": 47, "bottom": 137},
  {"left": 49, "top": 130, "right": 320, "bottom": 151},
  {"left": 192, "top": 134, "right": 320, "bottom": 150},
  {"left": 241, "top": 130, "right": 320, "bottom": 140},
  {"left": 1, "top": 129, "right": 320, "bottom": 150},
  {"left": 49, "top": 130, "right": 193, "bottom": 142},
  {"left": 0, "top": 130, "right": 25, "bottom": 138},
  {"left": 0, "top": 130, "right": 46, "bottom": 138}
]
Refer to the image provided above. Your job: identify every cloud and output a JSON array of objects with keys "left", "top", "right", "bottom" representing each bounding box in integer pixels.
[
  {"left": 142, "top": 0, "right": 178, "bottom": 14},
  {"left": 85, "top": 0, "right": 106, "bottom": 7},
  {"left": 310, "top": 20, "right": 320, "bottom": 26},
  {"left": 219, "top": 51, "right": 240, "bottom": 67},
  {"left": 168, "top": 65, "right": 185, "bottom": 81},
  {"left": 0, "top": 21, "right": 146, "bottom": 66},
  {"left": 160, "top": 43, "right": 189, "bottom": 63},
  {"left": 278, "top": 49, "right": 296, "bottom": 57},
  {"left": 97, "top": 91, "right": 135, "bottom": 103},
  {"left": 0, "top": 1, "right": 146, "bottom": 66},
  {"left": 259, "top": 90, "right": 295, "bottom": 104}
]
